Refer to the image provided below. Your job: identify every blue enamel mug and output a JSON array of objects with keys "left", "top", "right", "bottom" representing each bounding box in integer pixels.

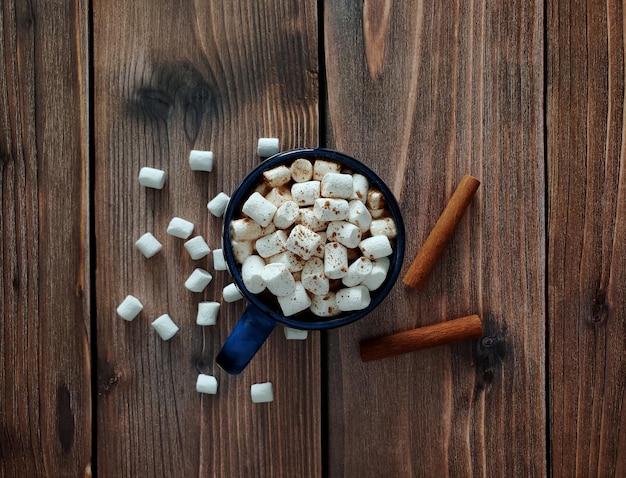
[{"left": 216, "top": 148, "right": 405, "bottom": 374}]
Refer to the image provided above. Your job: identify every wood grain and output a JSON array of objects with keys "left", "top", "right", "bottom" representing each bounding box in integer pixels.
[
  {"left": 0, "top": 0, "right": 91, "bottom": 476},
  {"left": 547, "top": 0, "right": 626, "bottom": 475},
  {"left": 93, "top": 1, "right": 320, "bottom": 476},
  {"left": 324, "top": 1, "right": 546, "bottom": 476}
]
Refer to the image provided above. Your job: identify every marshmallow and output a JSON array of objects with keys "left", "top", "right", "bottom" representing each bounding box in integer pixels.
[
  {"left": 263, "top": 165, "right": 292, "bottom": 188},
  {"left": 197, "top": 301, "right": 220, "bottom": 325},
  {"left": 189, "top": 150, "right": 214, "bottom": 172},
  {"left": 358, "top": 235, "right": 393, "bottom": 259},
  {"left": 268, "top": 251, "right": 306, "bottom": 272},
  {"left": 341, "top": 257, "right": 373, "bottom": 287},
  {"left": 260, "top": 222, "right": 276, "bottom": 236},
  {"left": 265, "top": 186, "right": 293, "bottom": 208},
  {"left": 277, "top": 281, "right": 312, "bottom": 316},
  {"left": 184, "top": 236, "right": 211, "bottom": 260},
  {"left": 370, "top": 217, "right": 398, "bottom": 238},
  {"left": 312, "top": 231, "right": 326, "bottom": 258},
  {"left": 321, "top": 173, "right": 353, "bottom": 199},
  {"left": 336, "top": 286, "right": 371, "bottom": 312},
  {"left": 241, "top": 255, "right": 267, "bottom": 293},
  {"left": 326, "top": 221, "right": 362, "bottom": 248},
  {"left": 273, "top": 201, "right": 299, "bottom": 229},
  {"left": 138, "top": 167, "right": 166, "bottom": 189},
  {"left": 151, "top": 314, "right": 179, "bottom": 340},
  {"left": 367, "top": 189, "right": 385, "bottom": 210},
  {"left": 185, "top": 268, "right": 213, "bottom": 292},
  {"left": 324, "top": 242, "right": 349, "bottom": 279},
  {"left": 313, "top": 198, "right": 349, "bottom": 222},
  {"left": 231, "top": 240, "right": 253, "bottom": 264},
  {"left": 223, "top": 283, "right": 244, "bottom": 302},
  {"left": 196, "top": 374, "right": 218, "bottom": 394},
  {"left": 254, "top": 182, "right": 271, "bottom": 196},
  {"left": 255, "top": 230, "right": 288, "bottom": 258},
  {"left": 369, "top": 207, "right": 386, "bottom": 219},
  {"left": 298, "top": 207, "right": 328, "bottom": 232},
  {"left": 361, "top": 257, "right": 390, "bottom": 291},
  {"left": 290, "top": 158, "right": 313, "bottom": 182},
  {"left": 284, "top": 326, "right": 308, "bottom": 340},
  {"left": 285, "top": 225, "right": 323, "bottom": 260},
  {"left": 347, "top": 200, "right": 373, "bottom": 232},
  {"left": 350, "top": 173, "right": 370, "bottom": 201},
  {"left": 310, "top": 292, "right": 341, "bottom": 317},
  {"left": 212, "top": 248, "right": 228, "bottom": 271},
  {"left": 291, "top": 181, "right": 321, "bottom": 206},
  {"left": 257, "top": 137, "right": 280, "bottom": 157},
  {"left": 134, "top": 232, "right": 163, "bottom": 258},
  {"left": 207, "top": 192, "right": 230, "bottom": 217},
  {"left": 230, "top": 218, "right": 263, "bottom": 241},
  {"left": 241, "top": 192, "right": 277, "bottom": 227},
  {"left": 167, "top": 217, "right": 194, "bottom": 239},
  {"left": 301, "top": 257, "right": 330, "bottom": 295},
  {"left": 312, "top": 159, "right": 341, "bottom": 180},
  {"left": 262, "top": 263, "right": 296, "bottom": 296},
  {"left": 250, "top": 382, "right": 274, "bottom": 403},
  {"left": 116, "top": 295, "right": 143, "bottom": 321}
]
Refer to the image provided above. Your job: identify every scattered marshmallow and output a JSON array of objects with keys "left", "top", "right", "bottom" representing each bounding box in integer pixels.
[
  {"left": 273, "top": 201, "right": 299, "bottom": 229},
  {"left": 138, "top": 167, "right": 166, "bottom": 189},
  {"left": 285, "top": 225, "right": 323, "bottom": 261},
  {"left": 250, "top": 382, "right": 274, "bottom": 403},
  {"left": 189, "top": 150, "right": 214, "bottom": 172},
  {"left": 341, "top": 257, "right": 373, "bottom": 287},
  {"left": 231, "top": 240, "right": 254, "bottom": 264},
  {"left": 313, "top": 198, "right": 349, "bottom": 221},
  {"left": 196, "top": 374, "right": 218, "bottom": 394},
  {"left": 255, "top": 230, "right": 288, "bottom": 258},
  {"left": 223, "top": 283, "right": 244, "bottom": 302},
  {"left": 212, "top": 248, "right": 228, "bottom": 271},
  {"left": 367, "top": 189, "right": 385, "bottom": 210},
  {"left": 151, "top": 314, "right": 179, "bottom": 340},
  {"left": 312, "top": 159, "right": 341, "bottom": 180},
  {"left": 184, "top": 236, "right": 211, "bottom": 260},
  {"left": 291, "top": 180, "right": 321, "bottom": 206},
  {"left": 230, "top": 218, "right": 263, "bottom": 241},
  {"left": 290, "top": 158, "right": 313, "bottom": 182},
  {"left": 326, "top": 221, "right": 362, "bottom": 248},
  {"left": 350, "top": 173, "right": 369, "bottom": 201},
  {"left": 276, "top": 281, "right": 311, "bottom": 316},
  {"left": 185, "top": 268, "right": 213, "bottom": 292},
  {"left": 347, "top": 200, "right": 373, "bottom": 232},
  {"left": 321, "top": 173, "right": 353, "bottom": 199},
  {"left": 207, "top": 192, "right": 230, "bottom": 217},
  {"left": 241, "top": 255, "right": 267, "bottom": 294},
  {"left": 358, "top": 235, "right": 393, "bottom": 260},
  {"left": 324, "top": 242, "right": 349, "bottom": 279},
  {"left": 336, "top": 286, "right": 371, "bottom": 311},
  {"left": 301, "top": 257, "right": 330, "bottom": 295},
  {"left": 361, "top": 257, "right": 390, "bottom": 291},
  {"left": 257, "top": 138, "right": 280, "bottom": 157},
  {"left": 310, "top": 292, "right": 341, "bottom": 317},
  {"left": 167, "top": 217, "right": 194, "bottom": 239},
  {"left": 241, "top": 192, "right": 277, "bottom": 227},
  {"left": 370, "top": 217, "right": 398, "bottom": 238},
  {"left": 284, "top": 326, "right": 309, "bottom": 340},
  {"left": 263, "top": 165, "right": 292, "bottom": 188},
  {"left": 134, "top": 232, "right": 163, "bottom": 258},
  {"left": 262, "top": 263, "right": 296, "bottom": 297},
  {"left": 197, "top": 301, "right": 220, "bottom": 325},
  {"left": 116, "top": 295, "right": 143, "bottom": 321},
  {"left": 265, "top": 186, "right": 293, "bottom": 208}
]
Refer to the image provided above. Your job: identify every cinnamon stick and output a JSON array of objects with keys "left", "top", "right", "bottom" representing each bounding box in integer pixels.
[
  {"left": 403, "top": 174, "right": 480, "bottom": 290},
  {"left": 360, "top": 314, "right": 483, "bottom": 362}
]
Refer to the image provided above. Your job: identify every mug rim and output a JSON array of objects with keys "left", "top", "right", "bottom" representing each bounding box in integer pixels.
[{"left": 222, "top": 147, "right": 405, "bottom": 330}]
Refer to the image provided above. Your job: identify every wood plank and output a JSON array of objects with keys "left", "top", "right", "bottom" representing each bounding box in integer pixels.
[
  {"left": 0, "top": 0, "right": 91, "bottom": 476},
  {"left": 547, "top": 0, "right": 626, "bottom": 475},
  {"left": 93, "top": 1, "right": 320, "bottom": 476},
  {"left": 324, "top": 1, "right": 546, "bottom": 476}
]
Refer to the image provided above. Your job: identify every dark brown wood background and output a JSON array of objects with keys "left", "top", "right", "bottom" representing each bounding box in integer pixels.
[{"left": 1, "top": 0, "right": 624, "bottom": 476}]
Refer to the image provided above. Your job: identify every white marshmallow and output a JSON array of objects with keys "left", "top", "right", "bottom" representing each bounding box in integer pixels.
[
  {"left": 290, "top": 158, "right": 313, "bottom": 182},
  {"left": 138, "top": 167, "right": 166, "bottom": 189},
  {"left": 285, "top": 225, "right": 323, "bottom": 261},
  {"left": 370, "top": 217, "right": 398, "bottom": 238},
  {"left": 134, "top": 232, "right": 163, "bottom": 258},
  {"left": 291, "top": 181, "right": 321, "bottom": 206},
  {"left": 212, "top": 248, "right": 228, "bottom": 271},
  {"left": 241, "top": 255, "right": 267, "bottom": 294},
  {"left": 265, "top": 186, "right": 293, "bottom": 208},
  {"left": 268, "top": 251, "right": 306, "bottom": 272},
  {"left": 367, "top": 189, "right": 385, "bottom": 210},
  {"left": 341, "top": 257, "right": 373, "bottom": 287},
  {"left": 321, "top": 173, "right": 353, "bottom": 199},
  {"left": 185, "top": 268, "right": 213, "bottom": 292},
  {"left": 348, "top": 200, "right": 373, "bottom": 232},
  {"left": 336, "top": 286, "right": 371, "bottom": 312},
  {"left": 273, "top": 201, "right": 299, "bottom": 229},
  {"left": 263, "top": 165, "right": 292, "bottom": 188},
  {"left": 255, "top": 230, "right": 288, "bottom": 258},
  {"left": 184, "top": 236, "right": 211, "bottom": 260},
  {"left": 284, "top": 326, "right": 308, "bottom": 340},
  {"left": 324, "top": 242, "right": 349, "bottom": 279},
  {"left": 350, "top": 173, "right": 370, "bottom": 201},
  {"left": 197, "top": 301, "right": 220, "bottom": 326},
  {"left": 361, "top": 257, "right": 390, "bottom": 291},
  {"left": 196, "top": 374, "right": 218, "bottom": 394},
  {"left": 116, "top": 295, "right": 143, "bottom": 321},
  {"left": 189, "top": 150, "right": 214, "bottom": 172},
  {"left": 277, "top": 281, "right": 312, "bottom": 316},
  {"left": 151, "top": 314, "right": 179, "bottom": 340},
  {"left": 261, "top": 263, "right": 296, "bottom": 297},
  {"left": 358, "top": 235, "right": 393, "bottom": 259},
  {"left": 312, "top": 231, "right": 326, "bottom": 258},
  {"left": 312, "top": 159, "right": 341, "bottom": 180},
  {"left": 207, "top": 192, "right": 230, "bottom": 217},
  {"left": 230, "top": 218, "right": 263, "bottom": 241},
  {"left": 369, "top": 207, "right": 386, "bottom": 219},
  {"left": 250, "top": 382, "right": 274, "bottom": 403},
  {"left": 167, "top": 217, "right": 195, "bottom": 239},
  {"left": 231, "top": 240, "right": 253, "bottom": 264},
  {"left": 326, "top": 221, "right": 362, "bottom": 248},
  {"left": 301, "top": 257, "right": 330, "bottom": 295},
  {"left": 223, "top": 283, "right": 244, "bottom": 302},
  {"left": 241, "top": 192, "right": 277, "bottom": 227},
  {"left": 257, "top": 137, "right": 280, "bottom": 157},
  {"left": 313, "top": 198, "right": 349, "bottom": 222},
  {"left": 310, "top": 292, "right": 341, "bottom": 317},
  {"left": 298, "top": 207, "right": 327, "bottom": 232}
]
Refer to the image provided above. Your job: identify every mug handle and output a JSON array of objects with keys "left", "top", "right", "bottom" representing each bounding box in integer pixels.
[{"left": 216, "top": 303, "right": 277, "bottom": 374}]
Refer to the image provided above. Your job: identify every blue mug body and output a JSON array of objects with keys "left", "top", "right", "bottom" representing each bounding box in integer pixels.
[{"left": 216, "top": 148, "right": 405, "bottom": 374}]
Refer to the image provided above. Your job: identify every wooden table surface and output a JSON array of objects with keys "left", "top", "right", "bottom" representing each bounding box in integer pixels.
[{"left": 1, "top": 1, "right": 625, "bottom": 476}]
